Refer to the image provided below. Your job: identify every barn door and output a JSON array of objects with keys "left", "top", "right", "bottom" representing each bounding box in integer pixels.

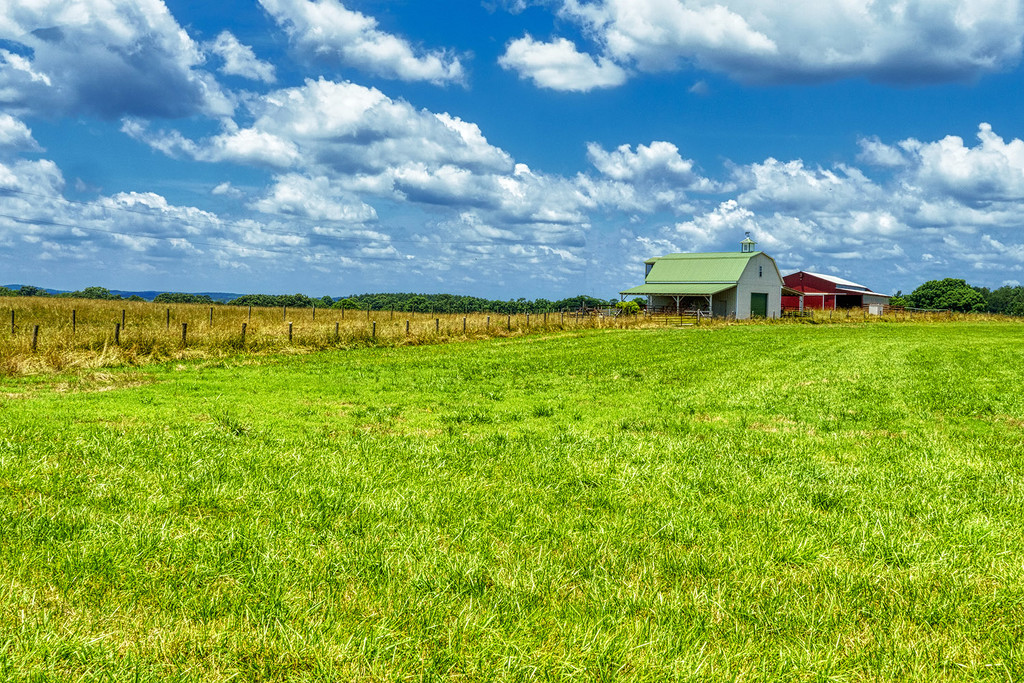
[{"left": 750, "top": 292, "right": 768, "bottom": 318}]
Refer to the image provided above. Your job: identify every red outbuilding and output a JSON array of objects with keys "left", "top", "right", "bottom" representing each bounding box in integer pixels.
[{"left": 782, "top": 271, "right": 891, "bottom": 313}]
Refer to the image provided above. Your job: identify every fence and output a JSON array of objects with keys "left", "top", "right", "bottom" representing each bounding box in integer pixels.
[{"left": 0, "top": 299, "right": 650, "bottom": 373}]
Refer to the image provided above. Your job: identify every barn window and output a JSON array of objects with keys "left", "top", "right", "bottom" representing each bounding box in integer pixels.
[{"left": 759, "top": 266, "right": 763, "bottom": 277}]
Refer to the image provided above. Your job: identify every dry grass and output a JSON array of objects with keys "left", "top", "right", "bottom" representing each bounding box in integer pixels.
[
  {"left": 0, "top": 298, "right": 654, "bottom": 375},
  {"left": 2, "top": 297, "right": 1016, "bottom": 376}
]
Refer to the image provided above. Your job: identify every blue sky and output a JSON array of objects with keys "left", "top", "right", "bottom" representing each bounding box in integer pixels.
[{"left": 2, "top": 0, "right": 1024, "bottom": 299}]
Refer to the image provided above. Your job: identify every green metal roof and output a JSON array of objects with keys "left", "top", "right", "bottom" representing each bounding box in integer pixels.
[
  {"left": 644, "top": 251, "right": 759, "bottom": 284},
  {"left": 620, "top": 283, "right": 735, "bottom": 296}
]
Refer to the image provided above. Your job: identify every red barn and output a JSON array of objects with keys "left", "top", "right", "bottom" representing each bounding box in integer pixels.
[{"left": 782, "top": 271, "right": 891, "bottom": 313}]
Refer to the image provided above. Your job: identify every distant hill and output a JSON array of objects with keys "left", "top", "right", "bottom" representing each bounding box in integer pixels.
[
  {"left": 110, "top": 290, "right": 246, "bottom": 302},
  {"left": 3, "top": 285, "right": 245, "bottom": 302}
]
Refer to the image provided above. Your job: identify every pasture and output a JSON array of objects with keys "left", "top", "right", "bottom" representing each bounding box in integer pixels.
[
  {"left": 0, "top": 297, "right": 641, "bottom": 376},
  {"left": 1, "top": 320, "right": 1023, "bottom": 681}
]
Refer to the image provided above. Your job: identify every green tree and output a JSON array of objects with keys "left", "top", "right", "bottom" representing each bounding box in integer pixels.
[
  {"left": 986, "top": 285, "right": 1024, "bottom": 315},
  {"left": 154, "top": 292, "right": 214, "bottom": 304},
  {"left": 17, "top": 285, "right": 49, "bottom": 297},
  {"left": 77, "top": 286, "right": 121, "bottom": 300},
  {"left": 331, "top": 298, "right": 360, "bottom": 310},
  {"left": 616, "top": 300, "right": 641, "bottom": 315},
  {"left": 907, "top": 279, "right": 986, "bottom": 312}
]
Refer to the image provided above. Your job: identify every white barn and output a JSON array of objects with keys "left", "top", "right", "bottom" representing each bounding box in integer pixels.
[{"left": 620, "top": 236, "right": 793, "bottom": 319}]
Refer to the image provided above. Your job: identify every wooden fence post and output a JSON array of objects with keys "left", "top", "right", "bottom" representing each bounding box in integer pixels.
[
  {"left": 507, "top": 315, "right": 511, "bottom": 331},
  {"left": 114, "top": 323, "right": 120, "bottom": 346},
  {"left": 463, "top": 317, "right": 467, "bottom": 333},
  {"left": 166, "top": 308, "right": 170, "bottom": 330},
  {"left": 209, "top": 307, "right": 214, "bottom": 327},
  {"left": 486, "top": 316, "right": 490, "bottom": 329},
  {"left": 181, "top": 322, "right": 187, "bottom": 347},
  {"left": 288, "top": 322, "right": 293, "bottom": 342},
  {"left": 241, "top": 322, "right": 247, "bottom": 345},
  {"left": 406, "top": 320, "right": 410, "bottom": 335},
  {"left": 31, "top": 325, "right": 39, "bottom": 352},
  {"left": 526, "top": 313, "right": 530, "bottom": 328},
  {"left": 10, "top": 309, "right": 13, "bottom": 334},
  {"left": 72, "top": 309, "right": 76, "bottom": 335},
  {"left": 335, "top": 322, "right": 339, "bottom": 338},
  {"left": 283, "top": 306, "right": 287, "bottom": 322},
  {"left": 372, "top": 322, "right": 376, "bottom": 338},
  {"left": 121, "top": 309, "right": 126, "bottom": 330}
]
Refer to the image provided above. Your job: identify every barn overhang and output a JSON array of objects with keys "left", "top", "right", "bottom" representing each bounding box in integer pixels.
[{"left": 619, "top": 283, "right": 734, "bottom": 296}]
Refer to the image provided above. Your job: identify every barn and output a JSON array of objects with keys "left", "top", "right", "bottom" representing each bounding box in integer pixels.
[
  {"left": 620, "top": 236, "right": 795, "bottom": 319},
  {"left": 782, "top": 271, "right": 891, "bottom": 313}
]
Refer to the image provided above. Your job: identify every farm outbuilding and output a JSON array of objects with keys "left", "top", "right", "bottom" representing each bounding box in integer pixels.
[
  {"left": 782, "top": 271, "right": 891, "bottom": 313},
  {"left": 620, "top": 236, "right": 798, "bottom": 319}
]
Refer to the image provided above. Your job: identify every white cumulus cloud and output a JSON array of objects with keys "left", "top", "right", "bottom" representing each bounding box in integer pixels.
[
  {"left": 499, "top": 36, "right": 627, "bottom": 91},
  {"left": 899, "top": 123, "right": 1024, "bottom": 203},
  {"left": 259, "top": 0, "right": 465, "bottom": 84},
  {"left": 0, "top": 0, "right": 232, "bottom": 118},
  {"left": 208, "top": 31, "right": 276, "bottom": 83},
  {"left": 513, "top": 0, "right": 1024, "bottom": 88},
  {"left": 0, "top": 114, "right": 41, "bottom": 154}
]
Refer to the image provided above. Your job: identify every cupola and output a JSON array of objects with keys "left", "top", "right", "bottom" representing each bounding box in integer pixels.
[{"left": 740, "top": 232, "right": 756, "bottom": 253}]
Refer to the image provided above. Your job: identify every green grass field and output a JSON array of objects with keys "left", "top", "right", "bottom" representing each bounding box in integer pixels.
[{"left": 2, "top": 321, "right": 1023, "bottom": 681}]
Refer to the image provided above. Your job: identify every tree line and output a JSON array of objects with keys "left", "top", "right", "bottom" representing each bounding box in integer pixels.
[
  {"left": 0, "top": 285, "right": 147, "bottom": 301},
  {"left": 889, "top": 278, "right": 1024, "bottom": 314},
  {"left": 0, "top": 286, "right": 616, "bottom": 313},
  {"left": 8, "top": 278, "right": 1023, "bottom": 315}
]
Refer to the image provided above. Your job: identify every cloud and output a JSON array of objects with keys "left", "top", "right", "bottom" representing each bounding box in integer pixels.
[
  {"left": 250, "top": 173, "right": 377, "bottom": 221},
  {"left": 129, "top": 78, "right": 531, "bottom": 210},
  {"left": 734, "top": 158, "right": 885, "bottom": 213},
  {"left": 0, "top": 0, "right": 232, "bottom": 119},
  {"left": 587, "top": 141, "right": 717, "bottom": 190},
  {"left": 229, "top": 79, "right": 511, "bottom": 174},
  {"left": 898, "top": 123, "right": 1024, "bottom": 203},
  {"left": 499, "top": 36, "right": 627, "bottom": 91},
  {"left": 688, "top": 79, "right": 710, "bottom": 95},
  {"left": 514, "top": 0, "right": 1024, "bottom": 88},
  {"left": 211, "top": 182, "right": 243, "bottom": 198},
  {"left": 259, "top": 0, "right": 465, "bottom": 84},
  {"left": 207, "top": 31, "right": 276, "bottom": 83},
  {"left": 857, "top": 136, "right": 908, "bottom": 168},
  {"left": 0, "top": 114, "right": 41, "bottom": 154},
  {"left": 661, "top": 199, "right": 761, "bottom": 250},
  {"left": 126, "top": 77, "right": 609, "bottom": 247}
]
